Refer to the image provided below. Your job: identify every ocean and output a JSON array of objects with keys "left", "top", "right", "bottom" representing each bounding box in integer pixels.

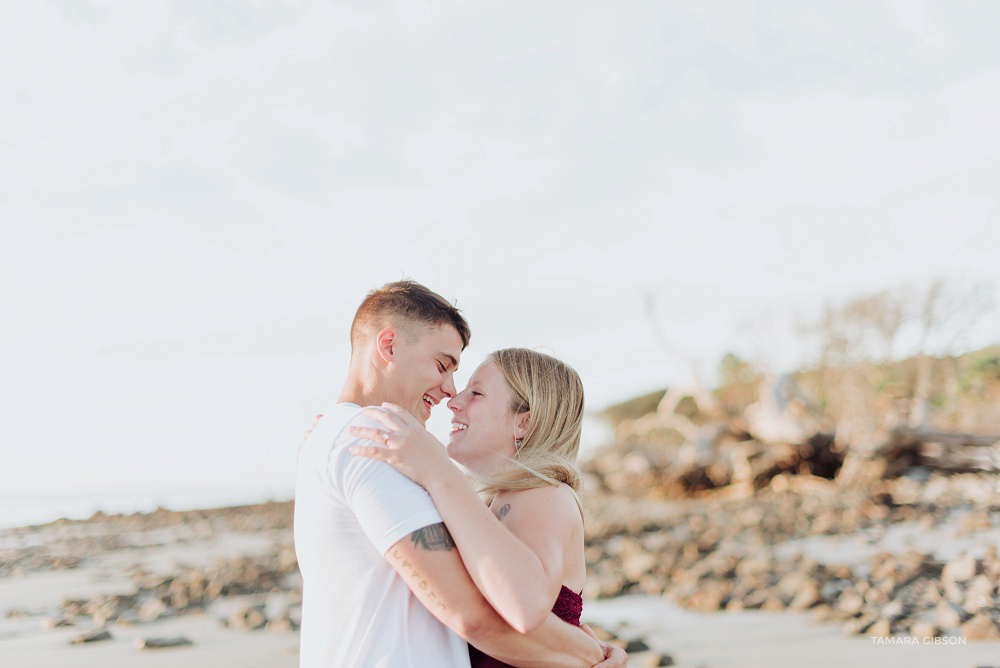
[
  {"left": 0, "top": 486, "right": 294, "bottom": 530},
  {"left": 0, "top": 416, "right": 613, "bottom": 530}
]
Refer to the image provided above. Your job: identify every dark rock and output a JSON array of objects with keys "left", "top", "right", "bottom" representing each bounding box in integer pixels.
[
  {"left": 70, "top": 629, "right": 112, "bottom": 644},
  {"left": 623, "top": 638, "right": 650, "bottom": 653},
  {"left": 134, "top": 636, "right": 194, "bottom": 649}
]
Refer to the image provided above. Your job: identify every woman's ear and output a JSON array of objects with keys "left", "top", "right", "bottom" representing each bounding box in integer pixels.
[
  {"left": 514, "top": 411, "right": 530, "bottom": 439},
  {"left": 375, "top": 327, "right": 396, "bottom": 365}
]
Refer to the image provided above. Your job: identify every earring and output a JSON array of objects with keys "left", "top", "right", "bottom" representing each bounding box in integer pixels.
[{"left": 515, "top": 439, "right": 523, "bottom": 449}]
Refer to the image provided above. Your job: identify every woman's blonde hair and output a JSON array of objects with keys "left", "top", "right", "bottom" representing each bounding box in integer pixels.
[{"left": 474, "top": 348, "right": 585, "bottom": 510}]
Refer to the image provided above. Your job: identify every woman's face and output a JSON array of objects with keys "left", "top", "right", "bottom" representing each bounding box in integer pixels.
[{"left": 446, "top": 359, "right": 522, "bottom": 473}]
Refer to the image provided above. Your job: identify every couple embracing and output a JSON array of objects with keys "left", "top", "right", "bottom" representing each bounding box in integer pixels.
[{"left": 294, "top": 280, "right": 628, "bottom": 667}]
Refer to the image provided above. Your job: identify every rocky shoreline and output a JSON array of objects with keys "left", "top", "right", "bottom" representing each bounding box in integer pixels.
[
  {"left": 581, "top": 469, "right": 1000, "bottom": 648},
  {"left": 1, "top": 502, "right": 300, "bottom": 656},
  {"left": 2, "top": 471, "right": 999, "bottom": 666}
]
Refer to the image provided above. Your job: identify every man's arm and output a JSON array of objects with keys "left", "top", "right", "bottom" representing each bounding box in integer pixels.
[
  {"left": 386, "top": 522, "right": 606, "bottom": 668},
  {"left": 334, "top": 413, "right": 620, "bottom": 667}
]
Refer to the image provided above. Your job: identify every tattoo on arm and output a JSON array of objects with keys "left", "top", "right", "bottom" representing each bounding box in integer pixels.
[
  {"left": 498, "top": 504, "right": 510, "bottom": 521},
  {"left": 389, "top": 546, "right": 446, "bottom": 610},
  {"left": 410, "top": 522, "right": 456, "bottom": 551}
]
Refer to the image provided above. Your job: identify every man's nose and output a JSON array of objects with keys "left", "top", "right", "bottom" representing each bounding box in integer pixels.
[{"left": 441, "top": 372, "right": 457, "bottom": 399}]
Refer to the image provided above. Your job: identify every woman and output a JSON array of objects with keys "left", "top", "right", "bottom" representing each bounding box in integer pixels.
[{"left": 348, "top": 348, "right": 592, "bottom": 668}]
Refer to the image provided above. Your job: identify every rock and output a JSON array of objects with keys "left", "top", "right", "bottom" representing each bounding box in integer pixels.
[
  {"left": 933, "top": 601, "right": 964, "bottom": 630},
  {"left": 880, "top": 599, "right": 908, "bottom": 622},
  {"left": 908, "top": 620, "right": 938, "bottom": 639},
  {"left": 687, "top": 580, "right": 731, "bottom": 612},
  {"left": 760, "top": 594, "right": 786, "bottom": 612},
  {"left": 789, "top": 581, "right": 821, "bottom": 610},
  {"left": 739, "top": 589, "right": 769, "bottom": 610},
  {"left": 961, "top": 613, "right": 1000, "bottom": 641},
  {"left": 41, "top": 617, "right": 74, "bottom": 630},
  {"left": 808, "top": 604, "right": 835, "bottom": 624},
  {"left": 843, "top": 614, "right": 877, "bottom": 636},
  {"left": 70, "top": 629, "right": 112, "bottom": 644},
  {"left": 59, "top": 598, "right": 88, "bottom": 616},
  {"left": 114, "top": 611, "right": 140, "bottom": 626},
  {"left": 622, "top": 552, "right": 658, "bottom": 582},
  {"left": 138, "top": 598, "right": 168, "bottom": 622},
  {"left": 962, "top": 574, "right": 996, "bottom": 615},
  {"left": 834, "top": 591, "right": 864, "bottom": 617},
  {"left": 868, "top": 618, "right": 891, "bottom": 637},
  {"left": 623, "top": 638, "right": 650, "bottom": 653},
  {"left": 942, "top": 553, "right": 978, "bottom": 587},
  {"left": 642, "top": 653, "right": 675, "bottom": 667},
  {"left": 266, "top": 616, "right": 298, "bottom": 632},
  {"left": 229, "top": 604, "right": 268, "bottom": 631},
  {"left": 134, "top": 636, "right": 194, "bottom": 649}
]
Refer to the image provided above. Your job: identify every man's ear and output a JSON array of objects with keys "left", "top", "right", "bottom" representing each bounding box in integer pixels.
[
  {"left": 514, "top": 411, "right": 530, "bottom": 439},
  {"left": 375, "top": 327, "right": 396, "bottom": 365}
]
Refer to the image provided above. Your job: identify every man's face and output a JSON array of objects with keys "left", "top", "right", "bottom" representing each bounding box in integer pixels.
[{"left": 386, "top": 323, "right": 463, "bottom": 425}]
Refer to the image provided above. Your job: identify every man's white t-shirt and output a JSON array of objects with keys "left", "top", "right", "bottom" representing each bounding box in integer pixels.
[{"left": 294, "top": 403, "right": 471, "bottom": 668}]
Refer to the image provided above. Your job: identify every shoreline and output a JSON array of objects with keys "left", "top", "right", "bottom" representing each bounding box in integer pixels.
[{"left": 2, "top": 486, "right": 999, "bottom": 668}]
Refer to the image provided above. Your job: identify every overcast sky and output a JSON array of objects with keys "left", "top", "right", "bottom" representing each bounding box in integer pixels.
[{"left": 3, "top": 0, "right": 1000, "bottom": 500}]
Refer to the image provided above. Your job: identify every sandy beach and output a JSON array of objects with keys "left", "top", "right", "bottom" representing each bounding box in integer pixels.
[{"left": 2, "top": 486, "right": 998, "bottom": 668}]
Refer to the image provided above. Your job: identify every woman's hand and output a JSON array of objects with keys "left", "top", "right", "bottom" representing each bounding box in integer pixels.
[
  {"left": 348, "top": 403, "right": 455, "bottom": 489},
  {"left": 303, "top": 413, "right": 323, "bottom": 443},
  {"left": 581, "top": 624, "right": 628, "bottom": 667}
]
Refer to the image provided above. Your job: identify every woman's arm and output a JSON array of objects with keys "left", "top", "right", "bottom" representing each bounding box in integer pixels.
[
  {"left": 348, "top": 404, "right": 577, "bottom": 633},
  {"left": 429, "top": 470, "right": 575, "bottom": 633}
]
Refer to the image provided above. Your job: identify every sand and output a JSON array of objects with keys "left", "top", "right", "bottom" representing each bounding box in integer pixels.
[{"left": 1, "top": 503, "right": 997, "bottom": 668}]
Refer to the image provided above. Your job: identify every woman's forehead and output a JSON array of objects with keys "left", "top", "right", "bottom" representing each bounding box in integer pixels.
[{"left": 469, "top": 359, "right": 500, "bottom": 383}]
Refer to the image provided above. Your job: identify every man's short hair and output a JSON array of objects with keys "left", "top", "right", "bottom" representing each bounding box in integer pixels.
[{"left": 350, "top": 280, "right": 471, "bottom": 352}]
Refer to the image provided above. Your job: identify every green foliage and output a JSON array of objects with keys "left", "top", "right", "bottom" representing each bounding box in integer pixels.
[
  {"left": 958, "top": 346, "right": 1000, "bottom": 393},
  {"left": 973, "top": 354, "right": 1000, "bottom": 380},
  {"left": 599, "top": 388, "right": 667, "bottom": 427},
  {"left": 718, "top": 352, "right": 752, "bottom": 384}
]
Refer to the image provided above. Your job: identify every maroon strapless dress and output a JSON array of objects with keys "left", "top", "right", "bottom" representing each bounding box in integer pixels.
[{"left": 469, "top": 585, "right": 584, "bottom": 668}]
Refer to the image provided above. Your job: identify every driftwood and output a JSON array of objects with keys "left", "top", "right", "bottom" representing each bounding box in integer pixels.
[{"left": 879, "top": 428, "right": 1000, "bottom": 474}]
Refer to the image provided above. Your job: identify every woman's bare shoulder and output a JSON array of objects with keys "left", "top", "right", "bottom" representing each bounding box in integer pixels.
[{"left": 494, "top": 484, "right": 582, "bottom": 528}]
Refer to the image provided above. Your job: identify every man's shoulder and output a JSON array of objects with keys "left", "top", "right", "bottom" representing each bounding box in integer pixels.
[
  {"left": 341, "top": 405, "right": 391, "bottom": 433},
  {"left": 322, "top": 405, "right": 396, "bottom": 469},
  {"left": 313, "top": 403, "right": 387, "bottom": 440}
]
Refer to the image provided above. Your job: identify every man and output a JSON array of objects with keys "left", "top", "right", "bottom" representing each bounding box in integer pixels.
[{"left": 294, "top": 280, "right": 624, "bottom": 667}]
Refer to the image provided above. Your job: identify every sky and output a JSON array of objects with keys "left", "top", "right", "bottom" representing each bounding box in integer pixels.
[{"left": 3, "top": 0, "right": 1000, "bottom": 500}]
